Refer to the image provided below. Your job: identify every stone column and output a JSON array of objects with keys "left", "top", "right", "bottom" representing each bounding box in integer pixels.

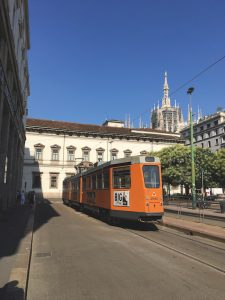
[
  {"left": 0, "top": 74, "right": 4, "bottom": 138},
  {"left": 6, "top": 123, "right": 16, "bottom": 207},
  {"left": 0, "top": 104, "right": 10, "bottom": 210},
  {"left": 11, "top": 134, "right": 19, "bottom": 206}
]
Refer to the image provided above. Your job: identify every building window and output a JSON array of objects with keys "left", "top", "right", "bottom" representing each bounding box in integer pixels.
[
  {"left": 52, "top": 149, "right": 59, "bottom": 160},
  {"left": 124, "top": 149, "right": 132, "bottom": 158},
  {"left": 214, "top": 120, "right": 218, "bottom": 126},
  {"left": 110, "top": 148, "right": 118, "bottom": 160},
  {"left": 96, "top": 147, "right": 105, "bottom": 162},
  {"left": 34, "top": 143, "right": 45, "bottom": 160},
  {"left": 215, "top": 139, "right": 219, "bottom": 146},
  {"left": 140, "top": 150, "right": 148, "bottom": 155},
  {"left": 66, "top": 146, "right": 76, "bottom": 161},
  {"left": 67, "top": 150, "right": 74, "bottom": 161},
  {"left": 51, "top": 144, "right": 61, "bottom": 161},
  {"left": 201, "top": 143, "right": 204, "bottom": 148},
  {"left": 208, "top": 141, "right": 211, "bottom": 148},
  {"left": 82, "top": 146, "right": 91, "bottom": 161},
  {"left": 35, "top": 148, "right": 43, "bottom": 160},
  {"left": 50, "top": 173, "right": 58, "bottom": 188},
  {"left": 200, "top": 126, "right": 204, "bottom": 131},
  {"left": 207, "top": 123, "right": 211, "bottom": 129},
  {"left": 32, "top": 172, "right": 41, "bottom": 188}
]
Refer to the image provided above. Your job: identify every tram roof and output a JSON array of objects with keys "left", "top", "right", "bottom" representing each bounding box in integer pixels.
[{"left": 80, "top": 155, "right": 160, "bottom": 176}]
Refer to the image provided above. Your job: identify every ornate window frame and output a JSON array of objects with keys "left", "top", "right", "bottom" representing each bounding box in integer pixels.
[
  {"left": 66, "top": 145, "right": 76, "bottom": 161},
  {"left": 96, "top": 147, "right": 105, "bottom": 162},
  {"left": 51, "top": 144, "right": 61, "bottom": 161},
  {"left": 110, "top": 148, "right": 119, "bottom": 160},
  {"left": 82, "top": 146, "right": 91, "bottom": 162},
  {"left": 123, "top": 149, "right": 132, "bottom": 158},
  {"left": 34, "top": 143, "right": 45, "bottom": 160}
]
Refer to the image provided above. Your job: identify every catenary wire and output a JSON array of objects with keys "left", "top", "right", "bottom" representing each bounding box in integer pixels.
[{"left": 130, "top": 54, "right": 225, "bottom": 126}]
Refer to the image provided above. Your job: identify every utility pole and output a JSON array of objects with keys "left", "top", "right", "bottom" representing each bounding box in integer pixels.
[{"left": 187, "top": 87, "right": 196, "bottom": 209}]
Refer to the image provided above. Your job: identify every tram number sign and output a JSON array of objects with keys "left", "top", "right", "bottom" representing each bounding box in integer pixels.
[{"left": 114, "top": 191, "right": 130, "bottom": 207}]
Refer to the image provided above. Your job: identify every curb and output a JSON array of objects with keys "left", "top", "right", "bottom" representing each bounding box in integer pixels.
[
  {"left": 161, "top": 218, "right": 225, "bottom": 244},
  {"left": 5, "top": 206, "right": 35, "bottom": 299},
  {"left": 165, "top": 207, "right": 225, "bottom": 222}
]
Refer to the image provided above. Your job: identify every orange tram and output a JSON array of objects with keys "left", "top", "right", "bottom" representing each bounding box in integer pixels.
[{"left": 62, "top": 155, "right": 164, "bottom": 222}]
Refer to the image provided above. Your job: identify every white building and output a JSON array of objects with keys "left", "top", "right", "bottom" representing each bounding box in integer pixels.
[
  {"left": 23, "top": 118, "right": 184, "bottom": 199},
  {"left": 180, "top": 110, "right": 225, "bottom": 152},
  {"left": 0, "top": 0, "right": 30, "bottom": 209}
]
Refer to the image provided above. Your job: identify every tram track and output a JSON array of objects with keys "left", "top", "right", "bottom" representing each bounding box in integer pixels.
[
  {"left": 123, "top": 225, "right": 225, "bottom": 275},
  {"left": 69, "top": 206, "right": 225, "bottom": 275},
  {"left": 156, "top": 223, "right": 225, "bottom": 252}
]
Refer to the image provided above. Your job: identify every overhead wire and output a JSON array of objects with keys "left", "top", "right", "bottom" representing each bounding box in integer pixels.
[{"left": 130, "top": 54, "right": 225, "bottom": 126}]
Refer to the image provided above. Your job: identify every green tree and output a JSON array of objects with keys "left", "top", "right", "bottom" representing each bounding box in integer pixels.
[
  {"left": 150, "top": 145, "right": 217, "bottom": 194},
  {"left": 215, "top": 148, "right": 225, "bottom": 192},
  {"left": 194, "top": 148, "right": 217, "bottom": 190}
]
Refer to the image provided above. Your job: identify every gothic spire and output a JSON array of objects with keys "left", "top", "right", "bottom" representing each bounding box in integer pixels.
[{"left": 162, "top": 71, "right": 171, "bottom": 107}]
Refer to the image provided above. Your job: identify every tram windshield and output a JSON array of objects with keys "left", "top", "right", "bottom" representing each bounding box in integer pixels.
[{"left": 142, "top": 165, "right": 160, "bottom": 188}]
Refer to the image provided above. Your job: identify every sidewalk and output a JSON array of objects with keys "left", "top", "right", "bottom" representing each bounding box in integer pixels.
[
  {"left": 163, "top": 204, "right": 225, "bottom": 243},
  {"left": 0, "top": 204, "right": 35, "bottom": 299}
]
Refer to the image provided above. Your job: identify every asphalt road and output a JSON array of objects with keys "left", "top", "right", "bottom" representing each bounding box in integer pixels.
[{"left": 27, "top": 201, "right": 225, "bottom": 300}]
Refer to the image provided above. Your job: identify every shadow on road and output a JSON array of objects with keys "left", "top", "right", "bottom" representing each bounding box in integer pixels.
[
  {"left": 0, "top": 200, "right": 60, "bottom": 260},
  {"left": 68, "top": 204, "right": 159, "bottom": 232},
  {"left": 0, "top": 280, "right": 24, "bottom": 300},
  {"left": 33, "top": 199, "right": 60, "bottom": 232}
]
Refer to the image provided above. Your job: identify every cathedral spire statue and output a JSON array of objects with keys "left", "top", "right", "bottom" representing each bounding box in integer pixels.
[{"left": 162, "top": 71, "right": 171, "bottom": 107}]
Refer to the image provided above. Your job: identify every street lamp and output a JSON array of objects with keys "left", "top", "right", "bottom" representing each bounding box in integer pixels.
[{"left": 187, "top": 87, "right": 196, "bottom": 209}]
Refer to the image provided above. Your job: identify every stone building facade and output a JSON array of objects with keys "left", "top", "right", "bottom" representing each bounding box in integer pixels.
[
  {"left": 0, "top": 0, "right": 30, "bottom": 209},
  {"left": 151, "top": 72, "right": 184, "bottom": 133},
  {"left": 23, "top": 118, "right": 184, "bottom": 199},
  {"left": 180, "top": 111, "right": 225, "bottom": 152}
]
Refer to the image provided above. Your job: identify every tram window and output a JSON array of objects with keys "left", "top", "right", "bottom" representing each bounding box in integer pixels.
[
  {"left": 97, "top": 173, "right": 102, "bottom": 189},
  {"left": 113, "top": 167, "right": 131, "bottom": 189},
  {"left": 142, "top": 165, "right": 160, "bottom": 188},
  {"left": 82, "top": 177, "right": 87, "bottom": 190},
  {"left": 92, "top": 174, "right": 97, "bottom": 189},
  {"left": 103, "top": 170, "right": 109, "bottom": 189},
  {"left": 86, "top": 176, "right": 91, "bottom": 189}
]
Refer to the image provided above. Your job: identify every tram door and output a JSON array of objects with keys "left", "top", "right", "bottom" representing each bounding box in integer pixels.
[{"left": 143, "top": 165, "right": 161, "bottom": 213}]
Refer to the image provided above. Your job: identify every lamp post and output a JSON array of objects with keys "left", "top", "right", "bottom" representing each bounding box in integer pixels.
[
  {"left": 107, "top": 139, "right": 113, "bottom": 161},
  {"left": 201, "top": 169, "right": 204, "bottom": 200},
  {"left": 187, "top": 87, "right": 196, "bottom": 209}
]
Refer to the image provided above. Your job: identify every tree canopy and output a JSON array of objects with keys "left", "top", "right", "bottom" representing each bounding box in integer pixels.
[{"left": 150, "top": 145, "right": 220, "bottom": 193}]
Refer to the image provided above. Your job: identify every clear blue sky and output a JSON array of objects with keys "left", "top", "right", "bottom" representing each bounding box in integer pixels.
[{"left": 28, "top": 0, "right": 225, "bottom": 127}]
